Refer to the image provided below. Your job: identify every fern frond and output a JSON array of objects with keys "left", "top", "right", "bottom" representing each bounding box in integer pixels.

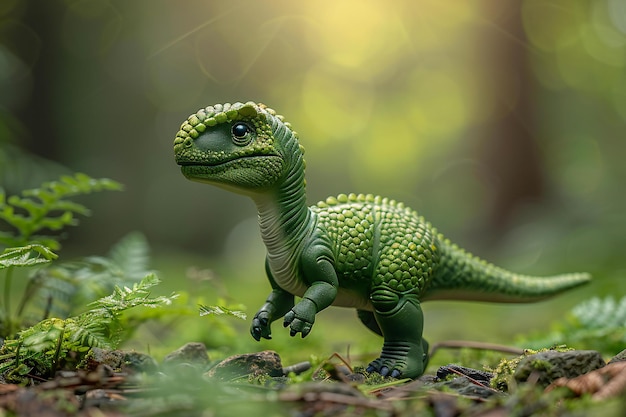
[
  {"left": 0, "top": 244, "right": 57, "bottom": 269},
  {"left": 88, "top": 273, "right": 176, "bottom": 315},
  {"left": 108, "top": 232, "right": 152, "bottom": 279},
  {"left": 522, "top": 296, "right": 626, "bottom": 355},
  {"left": 571, "top": 296, "right": 626, "bottom": 330},
  {"left": 1, "top": 272, "right": 175, "bottom": 380},
  {"left": 65, "top": 318, "right": 112, "bottom": 349},
  {"left": 26, "top": 232, "right": 154, "bottom": 320},
  {"left": 0, "top": 173, "right": 122, "bottom": 249},
  {"left": 20, "top": 318, "right": 65, "bottom": 354},
  {"left": 199, "top": 304, "right": 247, "bottom": 320}
]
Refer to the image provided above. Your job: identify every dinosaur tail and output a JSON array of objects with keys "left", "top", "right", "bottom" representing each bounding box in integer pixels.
[{"left": 422, "top": 237, "right": 591, "bottom": 303}]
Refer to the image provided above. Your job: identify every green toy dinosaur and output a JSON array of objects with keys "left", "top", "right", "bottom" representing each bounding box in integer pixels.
[{"left": 173, "top": 101, "right": 590, "bottom": 379}]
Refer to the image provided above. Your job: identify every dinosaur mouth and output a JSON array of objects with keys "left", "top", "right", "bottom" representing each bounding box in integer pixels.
[
  {"left": 178, "top": 155, "right": 282, "bottom": 178},
  {"left": 176, "top": 154, "right": 280, "bottom": 168},
  {"left": 179, "top": 154, "right": 284, "bottom": 189}
]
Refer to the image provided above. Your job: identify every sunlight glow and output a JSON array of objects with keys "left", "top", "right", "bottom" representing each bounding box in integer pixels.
[{"left": 304, "top": 1, "right": 402, "bottom": 76}]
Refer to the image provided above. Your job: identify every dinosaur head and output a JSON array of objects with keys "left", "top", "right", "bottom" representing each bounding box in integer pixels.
[{"left": 174, "top": 102, "right": 302, "bottom": 195}]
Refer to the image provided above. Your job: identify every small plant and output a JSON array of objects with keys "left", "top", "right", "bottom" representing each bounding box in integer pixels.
[
  {"left": 199, "top": 303, "right": 247, "bottom": 320},
  {"left": 0, "top": 273, "right": 177, "bottom": 382},
  {"left": 26, "top": 232, "right": 153, "bottom": 320},
  {"left": 489, "top": 346, "right": 572, "bottom": 390},
  {"left": 0, "top": 172, "right": 122, "bottom": 250},
  {"left": 0, "top": 173, "right": 122, "bottom": 337},
  {"left": 520, "top": 296, "right": 626, "bottom": 356}
]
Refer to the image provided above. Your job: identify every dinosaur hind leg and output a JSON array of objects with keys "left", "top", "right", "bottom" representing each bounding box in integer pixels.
[
  {"left": 366, "top": 289, "right": 429, "bottom": 379},
  {"left": 357, "top": 310, "right": 383, "bottom": 336}
]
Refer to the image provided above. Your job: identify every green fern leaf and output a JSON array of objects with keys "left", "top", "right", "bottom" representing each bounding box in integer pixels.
[
  {"left": 524, "top": 296, "right": 626, "bottom": 354},
  {"left": 65, "top": 318, "right": 112, "bottom": 349},
  {"left": 199, "top": 304, "right": 247, "bottom": 320},
  {"left": 1, "top": 271, "right": 176, "bottom": 380},
  {"left": 0, "top": 173, "right": 122, "bottom": 249},
  {"left": 19, "top": 318, "right": 65, "bottom": 354},
  {"left": 25, "top": 232, "right": 152, "bottom": 321},
  {"left": 108, "top": 232, "right": 151, "bottom": 279},
  {"left": 87, "top": 273, "right": 176, "bottom": 315},
  {"left": 0, "top": 244, "right": 57, "bottom": 269},
  {"left": 571, "top": 296, "right": 626, "bottom": 331}
]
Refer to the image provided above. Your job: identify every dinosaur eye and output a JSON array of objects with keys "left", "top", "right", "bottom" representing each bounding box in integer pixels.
[{"left": 231, "top": 122, "right": 252, "bottom": 146}]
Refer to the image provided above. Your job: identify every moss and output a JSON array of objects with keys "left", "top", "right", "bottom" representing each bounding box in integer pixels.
[
  {"left": 529, "top": 359, "right": 553, "bottom": 372},
  {"left": 489, "top": 346, "right": 572, "bottom": 390}
]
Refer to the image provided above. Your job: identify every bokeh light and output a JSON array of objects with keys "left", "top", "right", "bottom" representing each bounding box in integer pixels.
[{"left": 0, "top": 0, "right": 624, "bottom": 294}]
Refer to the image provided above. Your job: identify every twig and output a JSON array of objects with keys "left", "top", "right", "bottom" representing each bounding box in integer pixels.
[
  {"left": 445, "top": 367, "right": 498, "bottom": 392},
  {"left": 429, "top": 340, "right": 524, "bottom": 357}
]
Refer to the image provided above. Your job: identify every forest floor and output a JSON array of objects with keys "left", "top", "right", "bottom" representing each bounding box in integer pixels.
[{"left": 1, "top": 342, "right": 625, "bottom": 417}]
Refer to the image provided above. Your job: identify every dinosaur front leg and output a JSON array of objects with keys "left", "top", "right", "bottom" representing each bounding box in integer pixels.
[
  {"left": 283, "top": 245, "right": 339, "bottom": 337},
  {"left": 251, "top": 260, "right": 295, "bottom": 341},
  {"left": 282, "top": 280, "right": 337, "bottom": 337},
  {"left": 251, "top": 288, "right": 294, "bottom": 340},
  {"left": 366, "top": 289, "right": 429, "bottom": 379}
]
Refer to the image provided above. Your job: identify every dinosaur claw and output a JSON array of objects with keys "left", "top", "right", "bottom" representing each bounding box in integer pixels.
[
  {"left": 379, "top": 366, "right": 390, "bottom": 377},
  {"left": 391, "top": 369, "right": 401, "bottom": 378},
  {"left": 283, "top": 310, "right": 295, "bottom": 327},
  {"left": 250, "top": 311, "right": 273, "bottom": 341}
]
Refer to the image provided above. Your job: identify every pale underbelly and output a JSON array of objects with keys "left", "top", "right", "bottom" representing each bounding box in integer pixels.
[
  {"left": 333, "top": 288, "right": 373, "bottom": 311},
  {"left": 269, "top": 258, "right": 373, "bottom": 312},
  {"left": 283, "top": 281, "right": 372, "bottom": 311}
]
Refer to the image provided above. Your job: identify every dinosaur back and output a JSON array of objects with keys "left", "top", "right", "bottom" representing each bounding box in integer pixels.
[{"left": 312, "top": 193, "right": 440, "bottom": 299}]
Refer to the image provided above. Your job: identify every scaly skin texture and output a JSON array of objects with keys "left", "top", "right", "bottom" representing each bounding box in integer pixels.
[{"left": 173, "top": 101, "right": 591, "bottom": 379}]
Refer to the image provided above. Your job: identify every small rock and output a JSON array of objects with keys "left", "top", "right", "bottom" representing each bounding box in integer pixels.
[
  {"left": 514, "top": 350, "right": 605, "bottom": 386},
  {"left": 207, "top": 350, "right": 283, "bottom": 380},
  {"left": 81, "top": 348, "right": 157, "bottom": 373},
  {"left": 162, "top": 342, "right": 209, "bottom": 368},
  {"left": 81, "top": 348, "right": 125, "bottom": 371},
  {"left": 608, "top": 348, "right": 626, "bottom": 364},
  {"left": 123, "top": 351, "right": 158, "bottom": 373}
]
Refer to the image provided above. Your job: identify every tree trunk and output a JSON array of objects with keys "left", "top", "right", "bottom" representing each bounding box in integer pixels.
[{"left": 478, "top": 1, "right": 545, "bottom": 232}]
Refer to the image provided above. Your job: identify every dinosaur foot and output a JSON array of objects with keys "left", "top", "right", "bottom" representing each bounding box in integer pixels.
[
  {"left": 366, "top": 340, "right": 429, "bottom": 379},
  {"left": 366, "top": 358, "right": 405, "bottom": 379}
]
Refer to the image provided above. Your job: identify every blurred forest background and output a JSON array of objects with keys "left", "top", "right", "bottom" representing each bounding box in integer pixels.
[{"left": 1, "top": 0, "right": 625, "bottom": 352}]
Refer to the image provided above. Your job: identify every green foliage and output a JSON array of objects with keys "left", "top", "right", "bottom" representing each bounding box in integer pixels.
[
  {"left": 571, "top": 296, "right": 626, "bottom": 334},
  {"left": 0, "top": 172, "right": 122, "bottom": 250},
  {"left": 0, "top": 244, "right": 57, "bottom": 269},
  {"left": 27, "top": 232, "right": 153, "bottom": 319},
  {"left": 0, "top": 244, "right": 59, "bottom": 337},
  {"left": 0, "top": 173, "right": 122, "bottom": 338},
  {"left": 0, "top": 274, "right": 177, "bottom": 382},
  {"left": 520, "top": 296, "right": 626, "bottom": 356},
  {"left": 89, "top": 273, "right": 176, "bottom": 320},
  {"left": 199, "top": 303, "right": 247, "bottom": 320},
  {"left": 489, "top": 346, "right": 572, "bottom": 391}
]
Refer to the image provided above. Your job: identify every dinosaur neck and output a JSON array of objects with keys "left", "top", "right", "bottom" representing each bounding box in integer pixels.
[{"left": 252, "top": 132, "right": 312, "bottom": 260}]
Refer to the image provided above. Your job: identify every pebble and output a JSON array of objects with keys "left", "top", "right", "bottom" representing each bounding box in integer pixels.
[
  {"left": 162, "top": 342, "right": 209, "bottom": 368},
  {"left": 206, "top": 350, "right": 283, "bottom": 380}
]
